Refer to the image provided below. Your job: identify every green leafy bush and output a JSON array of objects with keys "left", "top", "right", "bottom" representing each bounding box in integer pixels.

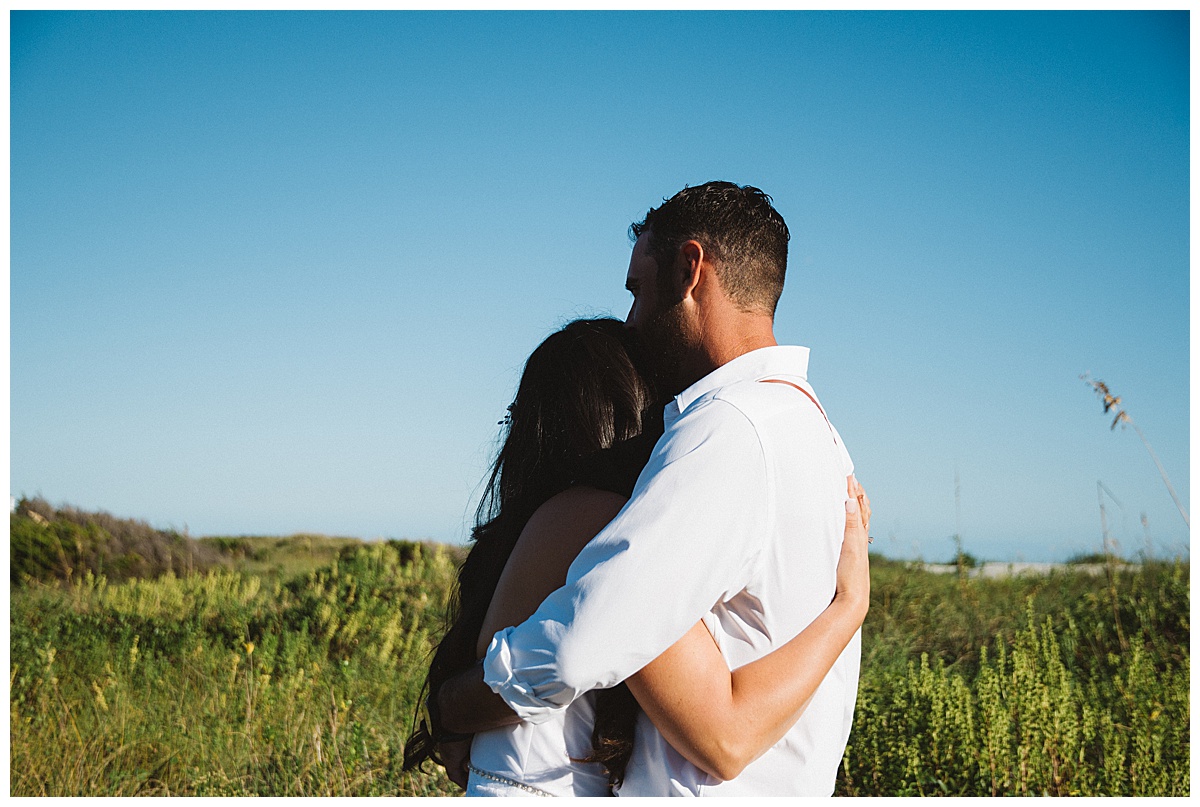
[{"left": 838, "top": 559, "right": 1190, "bottom": 796}]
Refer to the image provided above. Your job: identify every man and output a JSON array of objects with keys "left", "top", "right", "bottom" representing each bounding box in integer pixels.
[{"left": 440, "top": 181, "right": 859, "bottom": 795}]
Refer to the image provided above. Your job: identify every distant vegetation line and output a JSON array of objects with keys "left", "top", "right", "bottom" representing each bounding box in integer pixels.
[{"left": 9, "top": 496, "right": 463, "bottom": 586}]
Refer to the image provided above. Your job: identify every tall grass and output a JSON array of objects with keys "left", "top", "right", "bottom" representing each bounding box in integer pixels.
[
  {"left": 10, "top": 542, "right": 458, "bottom": 796},
  {"left": 839, "top": 559, "right": 1189, "bottom": 796},
  {"left": 8, "top": 517, "right": 1190, "bottom": 796}
]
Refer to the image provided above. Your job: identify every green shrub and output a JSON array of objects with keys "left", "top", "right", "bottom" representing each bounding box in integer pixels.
[
  {"left": 838, "top": 561, "right": 1190, "bottom": 796},
  {"left": 10, "top": 543, "right": 460, "bottom": 796}
]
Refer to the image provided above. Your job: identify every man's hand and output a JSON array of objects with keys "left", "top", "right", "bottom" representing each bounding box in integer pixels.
[
  {"left": 438, "top": 738, "right": 472, "bottom": 790},
  {"left": 438, "top": 660, "right": 523, "bottom": 734},
  {"left": 430, "top": 661, "right": 521, "bottom": 792}
]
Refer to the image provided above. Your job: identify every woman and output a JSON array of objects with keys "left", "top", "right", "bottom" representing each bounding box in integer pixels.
[{"left": 403, "top": 318, "right": 870, "bottom": 795}]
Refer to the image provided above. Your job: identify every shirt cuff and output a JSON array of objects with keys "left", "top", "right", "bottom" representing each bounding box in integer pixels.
[{"left": 481, "top": 628, "right": 571, "bottom": 725}]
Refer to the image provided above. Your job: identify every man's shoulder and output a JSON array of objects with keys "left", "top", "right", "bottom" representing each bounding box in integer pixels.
[
  {"left": 674, "top": 374, "right": 845, "bottom": 469},
  {"left": 655, "top": 393, "right": 765, "bottom": 466},
  {"left": 669, "top": 389, "right": 759, "bottom": 434},
  {"left": 694, "top": 375, "right": 815, "bottom": 425},
  {"left": 667, "top": 373, "right": 818, "bottom": 441}
]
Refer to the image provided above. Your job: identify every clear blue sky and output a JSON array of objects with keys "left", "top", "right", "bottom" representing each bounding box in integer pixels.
[{"left": 10, "top": 10, "right": 1190, "bottom": 562}]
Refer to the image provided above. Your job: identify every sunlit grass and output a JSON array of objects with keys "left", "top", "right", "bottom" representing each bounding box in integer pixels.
[
  {"left": 9, "top": 521, "right": 1189, "bottom": 796},
  {"left": 841, "top": 559, "right": 1189, "bottom": 796},
  {"left": 10, "top": 541, "right": 458, "bottom": 796}
]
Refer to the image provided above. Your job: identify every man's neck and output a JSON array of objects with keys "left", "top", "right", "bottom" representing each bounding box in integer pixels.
[
  {"left": 677, "top": 316, "right": 777, "bottom": 392},
  {"left": 707, "top": 328, "right": 778, "bottom": 369}
]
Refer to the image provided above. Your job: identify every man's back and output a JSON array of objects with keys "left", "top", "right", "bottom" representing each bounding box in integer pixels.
[{"left": 617, "top": 355, "right": 858, "bottom": 795}]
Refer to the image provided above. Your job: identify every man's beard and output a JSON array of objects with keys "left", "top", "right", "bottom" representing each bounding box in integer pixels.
[{"left": 640, "top": 298, "right": 695, "bottom": 396}]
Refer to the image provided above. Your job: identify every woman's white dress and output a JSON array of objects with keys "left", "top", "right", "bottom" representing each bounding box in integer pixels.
[{"left": 466, "top": 690, "right": 610, "bottom": 797}]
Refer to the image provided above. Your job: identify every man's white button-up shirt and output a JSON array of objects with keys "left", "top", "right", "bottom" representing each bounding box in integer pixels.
[{"left": 482, "top": 345, "right": 860, "bottom": 796}]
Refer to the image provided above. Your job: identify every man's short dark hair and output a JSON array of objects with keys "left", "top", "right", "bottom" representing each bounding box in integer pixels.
[{"left": 630, "top": 181, "right": 790, "bottom": 315}]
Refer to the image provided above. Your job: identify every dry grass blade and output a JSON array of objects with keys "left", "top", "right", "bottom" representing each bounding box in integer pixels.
[{"left": 1080, "top": 374, "right": 1189, "bottom": 529}]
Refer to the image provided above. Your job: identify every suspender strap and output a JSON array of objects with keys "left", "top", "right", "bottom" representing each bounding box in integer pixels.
[{"left": 759, "top": 378, "right": 838, "bottom": 443}]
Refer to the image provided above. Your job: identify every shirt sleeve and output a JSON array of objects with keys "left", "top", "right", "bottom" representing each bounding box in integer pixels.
[{"left": 482, "top": 397, "right": 770, "bottom": 723}]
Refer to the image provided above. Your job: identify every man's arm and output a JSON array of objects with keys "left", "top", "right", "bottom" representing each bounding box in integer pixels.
[{"left": 481, "top": 399, "right": 770, "bottom": 722}]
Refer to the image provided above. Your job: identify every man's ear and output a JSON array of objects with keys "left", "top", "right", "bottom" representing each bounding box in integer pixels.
[{"left": 674, "top": 240, "right": 705, "bottom": 301}]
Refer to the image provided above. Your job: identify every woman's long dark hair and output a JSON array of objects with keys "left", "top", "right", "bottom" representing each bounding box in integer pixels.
[{"left": 403, "top": 318, "right": 658, "bottom": 783}]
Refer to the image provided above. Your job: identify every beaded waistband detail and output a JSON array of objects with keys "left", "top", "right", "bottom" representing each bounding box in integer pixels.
[{"left": 468, "top": 763, "right": 556, "bottom": 797}]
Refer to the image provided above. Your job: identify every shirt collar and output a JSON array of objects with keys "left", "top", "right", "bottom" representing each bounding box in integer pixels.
[{"left": 665, "top": 345, "right": 812, "bottom": 426}]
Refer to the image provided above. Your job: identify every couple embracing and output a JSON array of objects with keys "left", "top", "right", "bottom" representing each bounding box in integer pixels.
[{"left": 404, "top": 181, "right": 870, "bottom": 797}]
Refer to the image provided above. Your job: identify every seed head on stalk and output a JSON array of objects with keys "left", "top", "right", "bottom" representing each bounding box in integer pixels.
[{"left": 1081, "top": 374, "right": 1188, "bottom": 529}]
